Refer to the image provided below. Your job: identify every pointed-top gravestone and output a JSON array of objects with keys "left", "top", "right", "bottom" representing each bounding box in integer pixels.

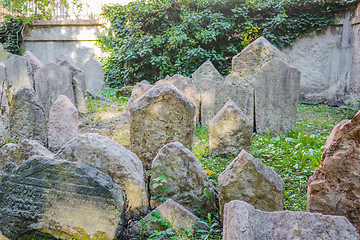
[
  {"left": 192, "top": 60, "right": 223, "bottom": 90},
  {"left": 226, "top": 36, "right": 287, "bottom": 87},
  {"left": 24, "top": 51, "right": 42, "bottom": 76},
  {"left": 9, "top": 86, "right": 47, "bottom": 146},
  {"left": 218, "top": 150, "right": 284, "bottom": 218},
  {"left": 56, "top": 55, "right": 88, "bottom": 114},
  {"left": 130, "top": 84, "right": 195, "bottom": 169},
  {"left": 48, "top": 95, "right": 79, "bottom": 151},
  {"left": 84, "top": 56, "right": 105, "bottom": 96},
  {"left": 209, "top": 99, "right": 252, "bottom": 157},
  {"left": 34, "top": 63, "right": 75, "bottom": 117},
  {"left": 150, "top": 142, "right": 218, "bottom": 215}
]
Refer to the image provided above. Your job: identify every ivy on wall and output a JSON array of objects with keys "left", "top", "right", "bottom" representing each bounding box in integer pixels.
[
  {"left": 0, "top": 17, "right": 24, "bottom": 55},
  {"left": 98, "top": 0, "right": 356, "bottom": 87}
]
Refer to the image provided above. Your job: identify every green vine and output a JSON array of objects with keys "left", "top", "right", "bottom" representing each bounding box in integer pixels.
[
  {"left": 98, "top": 0, "right": 356, "bottom": 87},
  {"left": 0, "top": 17, "right": 25, "bottom": 55}
]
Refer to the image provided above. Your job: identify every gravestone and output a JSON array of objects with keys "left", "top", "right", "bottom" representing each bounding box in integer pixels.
[
  {"left": 218, "top": 150, "right": 284, "bottom": 218},
  {"left": 0, "top": 43, "right": 12, "bottom": 62},
  {"left": 192, "top": 60, "right": 224, "bottom": 90},
  {"left": 56, "top": 55, "right": 88, "bottom": 113},
  {"left": 84, "top": 56, "right": 105, "bottom": 95},
  {"left": 209, "top": 100, "right": 252, "bottom": 157},
  {"left": 5, "top": 55, "right": 34, "bottom": 100},
  {"left": 0, "top": 62, "right": 6, "bottom": 85},
  {"left": 24, "top": 50, "right": 42, "bottom": 76},
  {"left": 48, "top": 95, "right": 79, "bottom": 151},
  {"left": 9, "top": 86, "right": 47, "bottom": 146},
  {"left": 150, "top": 142, "right": 218, "bottom": 215},
  {"left": 34, "top": 63, "right": 75, "bottom": 116},
  {"left": 255, "top": 58, "right": 301, "bottom": 133},
  {"left": 55, "top": 133, "right": 148, "bottom": 218},
  {"left": 223, "top": 200, "right": 360, "bottom": 240},
  {"left": 0, "top": 157, "right": 125, "bottom": 240},
  {"left": 130, "top": 84, "right": 195, "bottom": 169},
  {"left": 307, "top": 110, "right": 360, "bottom": 233}
]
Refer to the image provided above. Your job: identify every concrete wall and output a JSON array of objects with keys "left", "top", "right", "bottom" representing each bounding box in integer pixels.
[{"left": 282, "top": 2, "right": 360, "bottom": 106}]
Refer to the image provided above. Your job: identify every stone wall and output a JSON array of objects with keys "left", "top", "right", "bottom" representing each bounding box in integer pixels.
[{"left": 282, "top": 2, "right": 360, "bottom": 106}]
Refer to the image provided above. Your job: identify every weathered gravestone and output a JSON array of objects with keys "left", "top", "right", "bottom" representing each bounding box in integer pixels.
[
  {"left": 130, "top": 84, "right": 195, "bottom": 169},
  {"left": 255, "top": 57, "right": 301, "bottom": 133},
  {"left": 0, "top": 62, "right": 6, "bottom": 85},
  {"left": 307, "top": 110, "right": 360, "bottom": 233},
  {"left": 200, "top": 79, "right": 254, "bottom": 126},
  {"left": 34, "top": 63, "right": 75, "bottom": 116},
  {"left": 209, "top": 100, "right": 252, "bottom": 157},
  {"left": 56, "top": 55, "right": 88, "bottom": 113},
  {"left": 9, "top": 86, "right": 47, "bottom": 146},
  {"left": 0, "top": 157, "right": 125, "bottom": 240},
  {"left": 191, "top": 60, "right": 224, "bottom": 90},
  {"left": 0, "top": 43, "right": 12, "bottom": 62},
  {"left": 0, "top": 85, "right": 9, "bottom": 145},
  {"left": 5, "top": 55, "right": 34, "bottom": 100},
  {"left": 24, "top": 50, "right": 42, "bottom": 77},
  {"left": 150, "top": 142, "right": 218, "bottom": 215},
  {"left": 48, "top": 95, "right": 79, "bottom": 151},
  {"left": 130, "top": 199, "right": 204, "bottom": 238},
  {"left": 84, "top": 56, "right": 105, "bottom": 96},
  {"left": 223, "top": 200, "right": 360, "bottom": 240},
  {"left": 55, "top": 133, "right": 148, "bottom": 218},
  {"left": 218, "top": 150, "right": 284, "bottom": 218}
]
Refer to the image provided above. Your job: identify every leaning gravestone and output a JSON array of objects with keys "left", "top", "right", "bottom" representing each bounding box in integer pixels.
[
  {"left": 0, "top": 62, "right": 6, "bottom": 85},
  {"left": 150, "top": 142, "right": 218, "bottom": 215},
  {"left": 255, "top": 58, "right": 300, "bottom": 133},
  {"left": 209, "top": 100, "right": 252, "bottom": 157},
  {"left": 191, "top": 60, "right": 224, "bottom": 90},
  {"left": 218, "top": 150, "right": 284, "bottom": 218},
  {"left": 9, "top": 86, "right": 47, "bottom": 146},
  {"left": 0, "top": 86, "right": 9, "bottom": 145},
  {"left": 307, "top": 110, "right": 360, "bottom": 233},
  {"left": 55, "top": 133, "right": 148, "bottom": 218},
  {"left": 84, "top": 56, "right": 105, "bottom": 96},
  {"left": 130, "top": 84, "right": 195, "bottom": 169},
  {"left": 23, "top": 50, "right": 42, "bottom": 76},
  {"left": 34, "top": 63, "right": 75, "bottom": 116},
  {"left": 48, "top": 95, "right": 79, "bottom": 151},
  {"left": 56, "top": 55, "right": 88, "bottom": 114},
  {"left": 5, "top": 55, "right": 34, "bottom": 100},
  {"left": 0, "top": 43, "right": 12, "bottom": 62},
  {"left": 223, "top": 200, "right": 360, "bottom": 240},
  {"left": 0, "top": 157, "right": 125, "bottom": 239}
]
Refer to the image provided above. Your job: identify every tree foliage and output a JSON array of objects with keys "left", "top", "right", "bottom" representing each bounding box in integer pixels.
[{"left": 98, "top": 0, "right": 355, "bottom": 87}]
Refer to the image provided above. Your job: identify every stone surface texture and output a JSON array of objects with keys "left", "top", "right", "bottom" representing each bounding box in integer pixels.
[
  {"left": 209, "top": 100, "right": 252, "bottom": 157},
  {"left": 84, "top": 57, "right": 105, "bottom": 95},
  {"left": 130, "top": 84, "right": 196, "bottom": 169},
  {"left": 150, "top": 142, "right": 218, "bottom": 215},
  {"left": 0, "top": 44, "right": 12, "bottom": 62},
  {"left": 255, "top": 57, "right": 301, "bottom": 133},
  {"left": 24, "top": 50, "right": 42, "bottom": 76},
  {"left": 4, "top": 55, "right": 34, "bottom": 100},
  {"left": 48, "top": 95, "right": 79, "bottom": 151},
  {"left": 55, "top": 133, "right": 148, "bottom": 218},
  {"left": 9, "top": 86, "right": 47, "bottom": 146},
  {"left": 0, "top": 157, "right": 125, "bottom": 240},
  {"left": 0, "top": 143, "right": 19, "bottom": 171},
  {"left": 34, "top": 63, "right": 75, "bottom": 116},
  {"left": 200, "top": 79, "right": 254, "bottom": 126},
  {"left": 218, "top": 150, "right": 284, "bottom": 217},
  {"left": 307, "top": 110, "right": 360, "bottom": 233},
  {"left": 223, "top": 200, "right": 360, "bottom": 240},
  {"left": 191, "top": 60, "right": 224, "bottom": 90},
  {"left": 130, "top": 199, "right": 203, "bottom": 238},
  {"left": 56, "top": 54, "right": 88, "bottom": 113}
]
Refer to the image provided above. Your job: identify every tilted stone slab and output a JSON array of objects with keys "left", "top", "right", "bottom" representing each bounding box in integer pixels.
[
  {"left": 209, "top": 100, "right": 252, "bottom": 157},
  {"left": 150, "top": 142, "right": 218, "bottom": 215},
  {"left": 255, "top": 57, "right": 300, "bottom": 133},
  {"left": 191, "top": 60, "right": 224, "bottom": 90},
  {"left": 0, "top": 44, "right": 12, "bottom": 62},
  {"left": 34, "top": 63, "right": 75, "bottom": 117},
  {"left": 48, "top": 95, "right": 79, "bottom": 151},
  {"left": 5, "top": 55, "right": 34, "bottom": 100},
  {"left": 200, "top": 79, "right": 254, "bottom": 126},
  {"left": 130, "top": 199, "right": 204, "bottom": 238},
  {"left": 226, "top": 36, "right": 287, "bottom": 87},
  {"left": 0, "top": 157, "right": 125, "bottom": 240},
  {"left": 130, "top": 84, "right": 195, "bottom": 169},
  {"left": 9, "top": 86, "right": 47, "bottom": 146},
  {"left": 218, "top": 150, "right": 284, "bottom": 218},
  {"left": 308, "top": 110, "right": 360, "bottom": 233},
  {"left": 55, "top": 133, "right": 148, "bottom": 218},
  {"left": 84, "top": 57, "right": 105, "bottom": 95},
  {"left": 56, "top": 55, "right": 88, "bottom": 114},
  {"left": 223, "top": 200, "right": 360, "bottom": 240},
  {"left": 24, "top": 50, "right": 42, "bottom": 77},
  {"left": 0, "top": 62, "right": 6, "bottom": 85}
]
